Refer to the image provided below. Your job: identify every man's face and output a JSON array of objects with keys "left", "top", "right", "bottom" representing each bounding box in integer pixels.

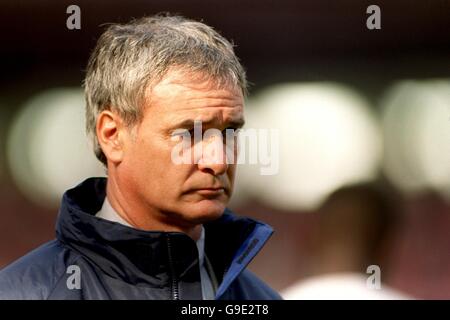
[{"left": 117, "top": 70, "right": 244, "bottom": 227}]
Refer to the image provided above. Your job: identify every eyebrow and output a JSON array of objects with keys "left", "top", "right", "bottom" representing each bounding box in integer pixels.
[{"left": 172, "top": 118, "right": 246, "bottom": 130}]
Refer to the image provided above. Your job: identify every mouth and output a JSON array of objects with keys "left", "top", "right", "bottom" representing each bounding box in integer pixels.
[{"left": 190, "top": 187, "right": 226, "bottom": 196}]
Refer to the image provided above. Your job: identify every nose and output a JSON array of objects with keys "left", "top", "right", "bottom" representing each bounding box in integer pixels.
[
  {"left": 196, "top": 133, "right": 229, "bottom": 176},
  {"left": 198, "top": 158, "right": 228, "bottom": 176}
]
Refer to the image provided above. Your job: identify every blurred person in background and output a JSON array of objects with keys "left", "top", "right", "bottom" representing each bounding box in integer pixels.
[
  {"left": 0, "top": 14, "right": 280, "bottom": 300},
  {"left": 282, "top": 183, "right": 411, "bottom": 299}
]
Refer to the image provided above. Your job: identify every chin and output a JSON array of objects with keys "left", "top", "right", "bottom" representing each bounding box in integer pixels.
[{"left": 183, "top": 199, "right": 226, "bottom": 223}]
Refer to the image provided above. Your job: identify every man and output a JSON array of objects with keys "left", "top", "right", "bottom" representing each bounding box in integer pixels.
[
  {"left": 0, "top": 14, "right": 280, "bottom": 300},
  {"left": 282, "top": 184, "right": 410, "bottom": 299}
]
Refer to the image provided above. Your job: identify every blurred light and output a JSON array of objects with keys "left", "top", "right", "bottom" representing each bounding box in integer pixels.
[
  {"left": 381, "top": 79, "right": 450, "bottom": 197},
  {"left": 234, "top": 83, "right": 382, "bottom": 211},
  {"left": 7, "top": 88, "right": 105, "bottom": 207}
]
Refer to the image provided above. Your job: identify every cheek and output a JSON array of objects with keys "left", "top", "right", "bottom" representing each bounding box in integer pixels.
[
  {"left": 124, "top": 134, "right": 192, "bottom": 192},
  {"left": 227, "top": 164, "right": 237, "bottom": 184},
  {"left": 130, "top": 139, "right": 170, "bottom": 175}
]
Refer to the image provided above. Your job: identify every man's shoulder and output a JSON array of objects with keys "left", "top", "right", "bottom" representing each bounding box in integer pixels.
[
  {"left": 228, "top": 269, "right": 282, "bottom": 300},
  {"left": 0, "top": 240, "right": 74, "bottom": 299}
]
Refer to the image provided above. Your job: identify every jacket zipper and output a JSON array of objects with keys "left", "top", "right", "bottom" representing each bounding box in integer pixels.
[{"left": 166, "top": 236, "right": 179, "bottom": 300}]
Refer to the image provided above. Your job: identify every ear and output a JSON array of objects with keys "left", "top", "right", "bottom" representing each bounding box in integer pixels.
[{"left": 96, "top": 110, "right": 127, "bottom": 165}]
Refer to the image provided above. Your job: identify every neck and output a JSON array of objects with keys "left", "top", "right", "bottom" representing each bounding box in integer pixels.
[{"left": 105, "top": 173, "right": 202, "bottom": 241}]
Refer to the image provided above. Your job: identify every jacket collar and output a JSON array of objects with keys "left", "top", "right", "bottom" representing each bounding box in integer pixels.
[{"left": 55, "top": 177, "right": 273, "bottom": 299}]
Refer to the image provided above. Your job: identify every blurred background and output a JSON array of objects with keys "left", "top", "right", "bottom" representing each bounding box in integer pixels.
[{"left": 0, "top": 0, "right": 449, "bottom": 299}]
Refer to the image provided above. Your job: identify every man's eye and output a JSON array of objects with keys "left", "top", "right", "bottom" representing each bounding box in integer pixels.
[{"left": 172, "top": 129, "right": 190, "bottom": 137}]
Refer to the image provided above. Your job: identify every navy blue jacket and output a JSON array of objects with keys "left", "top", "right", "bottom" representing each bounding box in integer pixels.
[{"left": 0, "top": 178, "right": 281, "bottom": 300}]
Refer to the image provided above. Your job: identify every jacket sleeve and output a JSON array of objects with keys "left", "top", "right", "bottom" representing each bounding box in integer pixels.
[{"left": 0, "top": 241, "right": 68, "bottom": 300}]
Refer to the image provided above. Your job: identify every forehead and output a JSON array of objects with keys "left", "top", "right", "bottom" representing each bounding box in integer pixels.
[{"left": 144, "top": 70, "right": 244, "bottom": 126}]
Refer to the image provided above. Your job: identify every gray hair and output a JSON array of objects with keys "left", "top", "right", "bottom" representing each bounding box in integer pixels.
[{"left": 84, "top": 14, "right": 248, "bottom": 165}]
